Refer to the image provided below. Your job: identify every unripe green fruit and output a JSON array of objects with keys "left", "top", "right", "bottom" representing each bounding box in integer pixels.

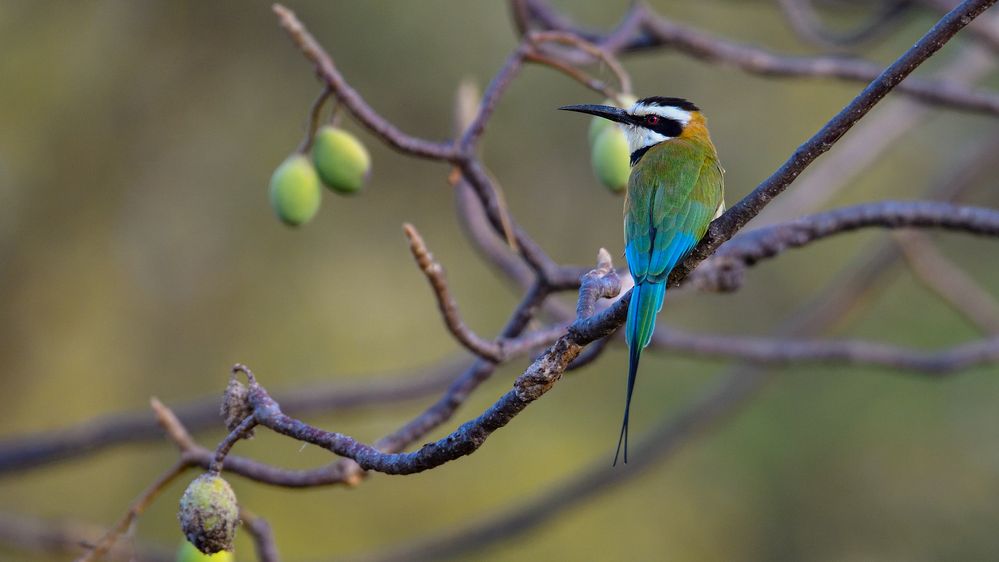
[
  {"left": 177, "top": 540, "right": 235, "bottom": 562},
  {"left": 178, "top": 474, "right": 239, "bottom": 555},
  {"left": 312, "top": 126, "right": 371, "bottom": 194},
  {"left": 587, "top": 95, "right": 636, "bottom": 145},
  {"left": 591, "top": 126, "right": 630, "bottom": 193},
  {"left": 269, "top": 155, "right": 321, "bottom": 226}
]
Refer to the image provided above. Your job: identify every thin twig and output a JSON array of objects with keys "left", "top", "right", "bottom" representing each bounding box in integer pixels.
[
  {"left": 272, "top": 4, "right": 456, "bottom": 160},
  {"left": 210, "top": 415, "right": 258, "bottom": 474},
  {"left": 524, "top": 51, "right": 620, "bottom": 100},
  {"left": 297, "top": 87, "right": 332, "bottom": 153},
  {"left": 527, "top": 30, "right": 632, "bottom": 96}
]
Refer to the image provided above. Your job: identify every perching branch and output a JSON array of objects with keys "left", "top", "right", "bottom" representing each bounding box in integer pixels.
[{"left": 349, "top": 208, "right": 909, "bottom": 562}]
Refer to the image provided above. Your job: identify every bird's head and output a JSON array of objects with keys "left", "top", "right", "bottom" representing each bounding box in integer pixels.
[{"left": 560, "top": 96, "right": 702, "bottom": 163}]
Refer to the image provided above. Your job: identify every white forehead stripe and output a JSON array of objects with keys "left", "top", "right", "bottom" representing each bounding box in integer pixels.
[{"left": 629, "top": 103, "right": 692, "bottom": 125}]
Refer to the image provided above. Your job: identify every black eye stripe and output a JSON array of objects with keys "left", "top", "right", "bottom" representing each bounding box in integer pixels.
[{"left": 640, "top": 117, "right": 682, "bottom": 137}]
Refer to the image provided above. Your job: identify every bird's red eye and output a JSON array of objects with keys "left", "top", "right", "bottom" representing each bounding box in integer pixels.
[{"left": 645, "top": 114, "right": 660, "bottom": 125}]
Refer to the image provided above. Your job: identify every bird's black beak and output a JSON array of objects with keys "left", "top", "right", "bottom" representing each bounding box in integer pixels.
[{"left": 558, "top": 104, "right": 632, "bottom": 125}]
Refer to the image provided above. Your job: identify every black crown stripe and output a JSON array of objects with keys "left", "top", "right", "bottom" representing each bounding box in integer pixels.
[{"left": 635, "top": 96, "right": 699, "bottom": 112}]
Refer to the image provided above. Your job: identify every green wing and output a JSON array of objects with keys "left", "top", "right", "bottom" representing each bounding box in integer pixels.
[{"left": 624, "top": 139, "right": 723, "bottom": 284}]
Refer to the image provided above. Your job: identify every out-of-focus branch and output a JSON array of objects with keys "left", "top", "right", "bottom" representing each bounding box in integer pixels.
[
  {"left": 894, "top": 231, "right": 999, "bottom": 334},
  {"left": 76, "top": 458, "right": 189, "bottom": 562},
  {"left": 777, "top": 0, "right": 915, "bottom": 48},
  {"left": 241, "top": 509, "right": 281, "bottom": 562},
  {"left": 0, "top": 358, "right": 470, "bottom": 476},
  {"left": 520, "top": 0, "right": 999, "bottom": 115},
  {"left": 919, "top": 0, "right": 999, "bottom": 49},
  {"left": 526, "top": 30, "right": 632, "bottom": 97},
  {"left": 652, "top": 327, "right": 999, "bottom": 375},
  {"left": 0, "top": 512, "right": 172, "bottom": 562}
]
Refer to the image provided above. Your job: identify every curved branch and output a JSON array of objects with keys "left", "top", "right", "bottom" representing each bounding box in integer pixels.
[
  {"left": 894, "top": 231, "right": 999, "bottom": 333},
  {"left": 653, "top": 327, "right": 999, "bottom": 376},
  {"left": 241, "top": 509, "right": 281, "bottom": 562},
  {"left": 0, "top": 512, "right": 172, "bottom": 562},
  {"left": 777, "top": 0, "right": 916, "bottom": 49},
  {"left": 272, "top": 5, "right": 456, "bottom": 160},
  {"left": 403, "top": 223, "right": 506, "bottom": 361}
]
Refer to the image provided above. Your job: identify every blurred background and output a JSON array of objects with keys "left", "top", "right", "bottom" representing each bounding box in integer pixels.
[{"left": 2, "top": 1, "right": 999, "bottom": 560}]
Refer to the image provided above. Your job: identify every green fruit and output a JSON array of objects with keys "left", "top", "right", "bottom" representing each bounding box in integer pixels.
[
  {"left": 587, "top": 95, "right": 636, "bottom": 145},
  {"left": 312, "top": 126, "right": 371, "bottom": 194},
  {"left": 178, "top": 474, "right": 239, "bottom": 555},
  {"left": 269, "top": 155, "right": 321, "bottom": 226},
  {"left": 177, "top": 540, "right": 235, "bottom": 562},
  {"left": 591, "top": 126, "right": 631, "bottom": 193}
]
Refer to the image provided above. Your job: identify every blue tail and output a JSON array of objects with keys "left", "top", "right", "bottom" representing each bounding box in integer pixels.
[{"left": 614, "top": 281, "right": 667, "bottom": 465}]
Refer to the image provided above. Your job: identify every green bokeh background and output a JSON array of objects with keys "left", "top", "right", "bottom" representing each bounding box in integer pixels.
[{"left": 2, "top": 1, "right": 998, "bottom": 560}]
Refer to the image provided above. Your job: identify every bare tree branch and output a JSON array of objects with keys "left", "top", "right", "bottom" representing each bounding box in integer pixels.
[
  {"left": 894, "top": 231, "right": 999, "bottom": 333},
  {"left": 653, "top": 327, "right": 999, "bottom": 375},
  {"left": 920, "top": 0, "right": 999, "bottom": 49},
  {"left": 0, "top": 359, "right": 470, "bottom": 476},
  {"left": 403, "top": 223, "right": 506, "bottom": 362},
  {"left": 777, "top": 0, "right": 916, "bottom": 48},
  {"left": 241, "top": 509, "right": 281, "bottom": 562},
  {"left": 76, "top": 459, "right": 189, "bottom": 562},
  {"left": 0, "top": 512, "right": 172, "bottom": 562},
  {"left": 233, "top": 252, "right": 618, "bottom": 476}
]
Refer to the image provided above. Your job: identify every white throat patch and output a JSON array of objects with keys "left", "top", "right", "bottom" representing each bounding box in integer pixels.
[{"left": 622, "top": 103, "right": 693, "bottom": 154}]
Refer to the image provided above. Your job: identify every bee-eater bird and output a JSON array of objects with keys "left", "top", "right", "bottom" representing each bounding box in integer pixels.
[{"left": 560, "top": 97, "right": 725, "bottom": 464}]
